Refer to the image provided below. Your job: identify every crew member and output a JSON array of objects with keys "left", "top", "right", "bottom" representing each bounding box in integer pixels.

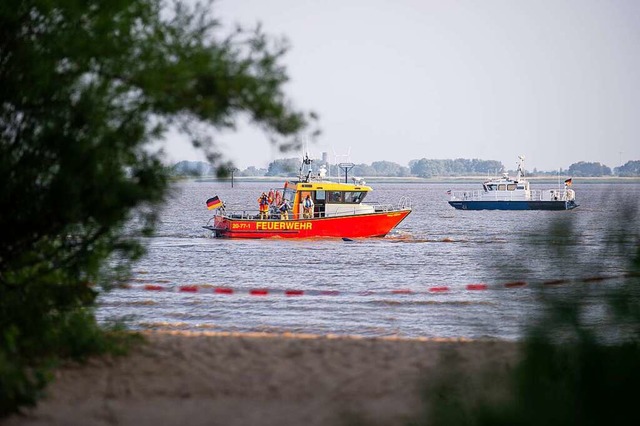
[
  {"left": 303, "top": 194, "right": 314, "bottom": 219},
  {"left": 258, "top": 192, "right": 269, "bottom": 219},
  {"left": 279, "top": 199, "right": 291, "bottom": 220}
]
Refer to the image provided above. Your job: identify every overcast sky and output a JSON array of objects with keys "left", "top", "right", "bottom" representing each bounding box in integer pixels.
[{"left": 164, "top": 0, "right": 640, "bottom": 171}]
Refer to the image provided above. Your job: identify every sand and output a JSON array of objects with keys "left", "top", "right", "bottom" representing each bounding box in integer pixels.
[{"left": 5, "top": 331, "right": 520, "bottom": 426}]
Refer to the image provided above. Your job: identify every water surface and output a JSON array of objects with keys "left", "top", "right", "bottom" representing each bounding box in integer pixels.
[{"left": 97, "top": 181, "right": 640, "bottom": 340}]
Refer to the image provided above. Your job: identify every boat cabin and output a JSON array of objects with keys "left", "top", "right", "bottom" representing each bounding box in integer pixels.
[
  {"left": 282, "top": 181, "right": 374, "bottom": 219},
  {"left": 483, "top": 177, "right": 530, "bottom": 193}
]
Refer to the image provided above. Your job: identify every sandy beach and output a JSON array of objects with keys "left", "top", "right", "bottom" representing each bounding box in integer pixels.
[{"left": 5, "top": 331, "right": 519, "bottom": 426}]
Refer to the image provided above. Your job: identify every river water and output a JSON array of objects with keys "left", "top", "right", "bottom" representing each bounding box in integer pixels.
[{"left": 96, "top": 180, "right": 640, "bottom": 340}]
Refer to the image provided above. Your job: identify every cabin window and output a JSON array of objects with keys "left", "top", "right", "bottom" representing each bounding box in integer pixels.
[
  {"left": 299, "top": 191, "right": 313, "bottom": 203},
  {"left": 315, "top": 190, "right": 326, "bottom": 200},
  {"left": 487, "top": 184, "right": 496, "bottom": 191},
  {"left": 328, "top": 191, "right": 343, "bottom": 203},
  {"left": 517, "top": 185, "right": 525, "bottom": 189},
  {"left": 344, "top": 191, "right": 365, "bottom": 203},
  {"left": 497, "top": 184, "right": 506, "bottom": 191},
  {"left": 283, "top": 187, "right": 296, "bottom": 203},
  {"left": 325, "top": 191, "right": 368, "bottom": 204},
  {"left": 507, "top": 184, "right": 516, "bottom": 191}
]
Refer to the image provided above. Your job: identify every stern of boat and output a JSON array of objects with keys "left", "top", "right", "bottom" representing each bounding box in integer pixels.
[
  {"left": 566, "top": 200, "right": 579, "bottom": 210},
  {"left": 202, "top": 215, "right": 230, "bottom": 237}
]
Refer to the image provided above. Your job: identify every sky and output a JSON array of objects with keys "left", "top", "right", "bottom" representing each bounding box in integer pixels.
[{"left": 163, "top": 0, "right": 640, "bottom": 172}]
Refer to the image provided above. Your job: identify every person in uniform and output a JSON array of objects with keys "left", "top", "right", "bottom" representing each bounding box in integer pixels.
[
  {"left": 303, "top": 194, "right": 314, "bottom": 219},
  {"left": 278, "top": 198, "right": 291, "bottom": 220},
  {"left": 258, "top": 192, "right": 269, "bottom": 219}
]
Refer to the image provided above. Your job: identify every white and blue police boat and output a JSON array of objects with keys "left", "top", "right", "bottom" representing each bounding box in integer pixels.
[{"left": 447, "top": 156, "right": 578, "bottom": 211}]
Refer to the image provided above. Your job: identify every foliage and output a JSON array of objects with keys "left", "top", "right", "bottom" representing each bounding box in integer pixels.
[
  {"left": 266, "top": 157, "right": 301, "bottom": 176},
  {"left": 419, "top": 203, "right": 640, "bottom": 426},
  {"left": 172, "top": 157, "right": 640, "bottom": 178},
  {"left": 352, "top": 161, "right": 410, "bottom": 177},
  {"left": 568, "top": 161, "right": 612, "bottom": 177},
  {"left": 239, "top": 165, "right": 268, "bottom": 177},
  {"left": 172, "top": 160, "right": 214, "bottom": 177},
  {"left": 615, "top": 160, "right": 640, "bottom": 177},
  {"left": 409, "top": 158, "right": 504, "bottom": 177},
  {"left": 0, "top": 0, "right": 312, "bottom": 416},
  {"left": 170, "top": 161, "right": 267, "bottom": 177}
]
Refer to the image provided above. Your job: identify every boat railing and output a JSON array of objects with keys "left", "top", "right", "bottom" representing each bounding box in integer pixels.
[
  {"left": 324, "top": 208, "right": 364, "bottom": 217},
  {"left": 371, "top": 198, "right": 412, "bottom": 213},
  {"left": 214, "top": 199, "right": 412, "bottom": 221},
  {"left": 449, "top": 190, "right": 485, "bottom": 201},
  {"left": 398, "top": 196, "right": 412, "bottom": 210},
  {"left": 373, "top": 203, "right": 394, "bottom": 213},
  {"left": 549, "top": 189, "right": 575, "bottom": 201},
  {"left": 526, "top": 189, "right": 574, "bottom": 201},
  {"left": 326, "top": 204, "right": 395, "bottom": 216},
  {"left": 215, "top": 209, "right": 260, "bottom": 219},
  {"left": 450, "top": 189, "right": 573, "bottom": 202}
]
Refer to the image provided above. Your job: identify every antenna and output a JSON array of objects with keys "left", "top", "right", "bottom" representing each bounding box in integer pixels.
[
  {"left": 331, "top": 147, "right": 352, "bottom": 179},
  {"left": 338, "top": 162, "right": 355, "bottom": 183},
  {"left": 298, "top": 151, "right": 313, "bottom": 182},
  {"left": 332, "top": 147, "right": 351, "bottom": 163}
]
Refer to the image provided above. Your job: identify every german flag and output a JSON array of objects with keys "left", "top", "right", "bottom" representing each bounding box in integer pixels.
[
  {"left": 564, "top": 178, "right": 572, "bottom": 186},
  {"left": 206, "top": 196, "right": 223, "bottom": 210}
]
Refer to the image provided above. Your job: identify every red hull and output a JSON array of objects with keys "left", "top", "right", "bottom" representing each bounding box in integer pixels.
[{"left": 207, "top": 210, "right": 411, "bottom": 239}]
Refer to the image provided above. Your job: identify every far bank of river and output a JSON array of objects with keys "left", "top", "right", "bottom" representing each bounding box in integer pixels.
[{"left": 184, "top": 175, "right": 640, "bottom": 185}]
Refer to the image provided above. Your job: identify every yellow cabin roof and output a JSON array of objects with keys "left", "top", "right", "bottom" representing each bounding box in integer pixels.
[{"left": 288, "top": 181, "right": 372, "bottom": 192}]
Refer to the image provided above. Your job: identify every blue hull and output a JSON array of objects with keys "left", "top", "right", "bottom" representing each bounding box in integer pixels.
[{"left": 448, "top": 200, "right": 578, "bottom": 210}]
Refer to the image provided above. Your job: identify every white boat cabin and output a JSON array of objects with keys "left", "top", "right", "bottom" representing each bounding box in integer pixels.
[{"left": 450, "top": 156, "right": 576, "bottom": 203}]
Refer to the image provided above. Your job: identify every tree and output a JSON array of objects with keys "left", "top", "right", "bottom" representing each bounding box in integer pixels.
[
  {"left": 409, "top": 158, "right": 441, "bottom": 177},
  {"left": 266, "top": 157, "right": 300, "bottom": 176},
  {"left": 172, "top": 161, "right": 214, "bottom": 176},
  {"left": 370, "top": 160, "right": 410, "bottom": 177},
  {"left": 240, "top": 165, "right": 267, "bottom": 177},
  {"left": 0, "top": 0, "right": 315, "bottom": 415},
  {"left": 568, "top": 161, "right": 612, "bottom": 177},
  {"left": 408, "top": 158, "right": 504, "bottom": 177},
  {"left": 615, "top": 160, "right": 640, "bottom": 177},
  {"left": 352, "top": 163, "right": 376, "bottom": 177},
  {"left": 469, "top": 159, "right": 504, "bottom": 175}
]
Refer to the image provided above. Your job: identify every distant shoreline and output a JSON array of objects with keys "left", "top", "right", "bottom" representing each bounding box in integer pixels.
[{"left": 183, "top": 176, "right": 640, "bottom": 184}]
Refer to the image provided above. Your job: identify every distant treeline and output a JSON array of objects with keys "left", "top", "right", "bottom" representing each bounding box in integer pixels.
[
  {"left": 408, "top": 158, "right": 504, "bottom": 178},
  {"left": 172, "top": 159, "right": 640, "bottom": 178}
]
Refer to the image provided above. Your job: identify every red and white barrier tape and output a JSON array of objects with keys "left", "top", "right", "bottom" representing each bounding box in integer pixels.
[{"left": 116, "top": 273, "right": 638, "bottom": 297}]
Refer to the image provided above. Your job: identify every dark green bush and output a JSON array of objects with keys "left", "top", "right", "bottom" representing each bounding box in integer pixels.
[{"left": 1, "top": 0, "right": 312, "bottom": 416}]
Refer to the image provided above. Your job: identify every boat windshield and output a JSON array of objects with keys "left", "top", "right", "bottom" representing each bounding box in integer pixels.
[
  {"left": 344, "top": 191, "right": 366, "bottom": 203},
  {"left": 327, "top": 191, "right": 367, "bottom": 204},
  {"left": 282, "top": 187, "right": 296, "bottom": 203}
]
